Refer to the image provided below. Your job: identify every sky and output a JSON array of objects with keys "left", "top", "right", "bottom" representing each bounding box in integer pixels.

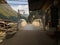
[{"left": 6, "top": 0, "right": 29, "bottom": 15}]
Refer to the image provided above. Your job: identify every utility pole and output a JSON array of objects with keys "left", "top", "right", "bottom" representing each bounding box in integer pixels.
[{"left": 17, "top": 9, "right": 20, "bottom": 31}]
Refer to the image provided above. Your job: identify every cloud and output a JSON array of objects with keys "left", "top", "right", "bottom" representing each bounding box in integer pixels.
[
  {"left": 7, "top": 0, "right": 28, "bottom": 2},
  {"left": 6, "top": 0, "right": 29, "bottom": 14},
  {"left": 6, "top": 0, "right": 28, "bottom": 5},
  {"left": 11, "top": 5, "right": 29, "bottom": 14}
]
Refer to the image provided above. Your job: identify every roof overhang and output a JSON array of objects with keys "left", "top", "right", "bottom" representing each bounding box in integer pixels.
[
  {"left": 0, "top": 0, "right": 7, "bottom": 4},
  {"left": 28, "top": 0, "right": 59, "bottom": 11},
  {"left": 0, "top": 0, "right": 60, "bottom": 11}
]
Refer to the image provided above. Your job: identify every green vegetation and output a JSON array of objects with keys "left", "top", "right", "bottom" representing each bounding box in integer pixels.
[{"left": 28, "top": 10, "right": 42, "bottom": 23}]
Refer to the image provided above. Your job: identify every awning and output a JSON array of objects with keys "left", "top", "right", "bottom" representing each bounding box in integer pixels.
[{"left": 28, "top": 0, "right": 59, "bottom": 11}]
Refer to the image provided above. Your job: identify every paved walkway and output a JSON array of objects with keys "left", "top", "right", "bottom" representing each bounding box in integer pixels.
[
  {"left": 0, "top": 23, "right": 57, "bottom": 45},
  {"left": 23, "top": 24, "right": 42, "bottom": 30},
  {"left": 0, "top": 30, "right": 55, "bottom": 45}
]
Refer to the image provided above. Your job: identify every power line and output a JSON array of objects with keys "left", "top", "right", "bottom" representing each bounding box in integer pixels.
[{"left": 9, "top": 3, "right": 28, "bottom": 5}]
